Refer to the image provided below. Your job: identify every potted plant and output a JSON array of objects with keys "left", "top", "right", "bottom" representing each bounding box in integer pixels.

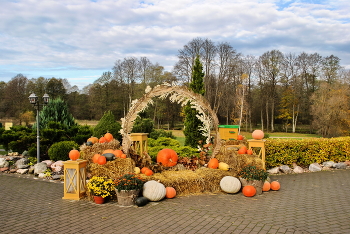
[
  {"left": 238, "top": 164, "right": 269, "bottom": 195},
  {"left": 114, "top": 173, "right": 145, "bottom": 206},
  {"left": 86, "top": 176, "right": 115, "bottom": 204}
]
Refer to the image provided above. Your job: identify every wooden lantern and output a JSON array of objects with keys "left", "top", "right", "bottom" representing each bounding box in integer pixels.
[
  {"left": 62, "top": 159, "right": 88, "bottom": 200},
  {"left": 247, "top": 139, "right": 266, "bottom": 170}
]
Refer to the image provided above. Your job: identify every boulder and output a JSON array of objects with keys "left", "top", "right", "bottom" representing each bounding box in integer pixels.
[
  {"left": 309, "top": 163, "right": 322, "bottom": 172},
  {"left": 17, "top": 169, "right": 29, "bottom": 174},
  {"left": 34, "top": 163, "right": 47, "bottom": 175},
  {"left": 293, "top": 166, "right": 304, "bottom": 174},
  {"left": 267, "top": 167, "right": 280, "bottom": 174},
  {"left": 0, "top": 158, "right": 9, "bottom": 168},
  {"left": 28, "top": 165, "right": 35, "bottom": 174},
  {"left": 38, "top": 173, "right": 46, "bottom": 178},
  {"left": 322, "top": 161, "right": 335, "bottom": 168},
  {"left": 344, "top": 161, "right": 350, "bottom": 166},
  {"left": 52, "top": 175, "right": 62, "bottom": 180},
  {"left": 42, "top": 160, "right": 54, "bottom": 167},
  {"left": 334, "top": 162, "right": 347, "bottom": 169},
  {"left": 0, "top": 167, "right": 9, "bottom": 172},
  {"left": 15, "top": 158, "right": 30, "bottom": 169},
  {"left": 279, "top": 165, "right": 292, "bottom": 174},
  {"left": 51, "top": 161, "right": 64, "bottom": 172}
]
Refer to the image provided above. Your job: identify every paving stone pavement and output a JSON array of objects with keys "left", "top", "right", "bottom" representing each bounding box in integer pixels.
[{"left": 1, "top": 169, "right": 350, "bottom": 234}]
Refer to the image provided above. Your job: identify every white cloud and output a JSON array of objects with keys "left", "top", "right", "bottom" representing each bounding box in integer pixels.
[{"left": 0, "top": 0, "right": 349, "bottom": 88}]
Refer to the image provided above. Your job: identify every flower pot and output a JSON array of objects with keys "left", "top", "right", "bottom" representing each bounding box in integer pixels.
[
  {"left": 239, "top": 178, "right": 264, "bottom": 195},
  {"left": 93, "top": 196, "right": 105, "bottom": 204},
  {"left": 116, "top": 189, "right": 140, "bottom": 206}
]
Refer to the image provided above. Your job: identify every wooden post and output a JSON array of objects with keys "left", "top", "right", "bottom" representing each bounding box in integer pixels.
[
  {"left": 247, "top": 139, "right": 266, "bottom": 170},
  {"left": 62, "top": 159, "right": 87, "bottom": 200},
  {"left": 130, "top": 133, "right": 149, "bottom": 156}
]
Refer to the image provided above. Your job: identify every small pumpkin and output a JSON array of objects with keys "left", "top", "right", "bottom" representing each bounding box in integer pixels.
[
  {"left": 87, "top": 136, "right": 99, "bottom": 144},
  {"left": 97, "top": 155, "right": 107, "bottom": 165},
  {"left": 92, "top": 154, "right": 101, "bottom": 163},
  {"left": 104, "top": 132, "right": 113, "bottom": 142},
  {"left": 99, "top": 137, "right": 108, "bottom": 143},
  {"left": 143, "top": 180, "right": 166, "bottom": 201},
  {"left": 134, "top": 167, "right": 141, "bottom": 174},
  {"left": 69, "top": 149, "right": 80, "bottom": 161},
  {"left": 135, "top": 196, "right": 149, "bottom": 207},
  {"left": 242, "top": 185, "right": 256, "bottom": 197},
  {"left": 208, "top": 158, "right": 219, "bottom": 169},
  {"left": 120, "top": 154, "right": 127, "bottom": 159},
  {"left": 114, "top": 150, "right": 124, "bottom": 158},
  {"left": 165, "top": 187, "right": 176, "bottom": 199},
  {"left": 141, "top": 167, "right": 149, "bottom": 174},
  {"left": 156, "top": 148, "right": 178, "bottom": 167},
  {"left": 144, "top": 169, "right": 153, "bottom": 176},
  {"left": 102, "top": 149, "right": 115, "bottom": 154},
  {"left": 237, "top": 135, "right": 244, "bottom": 140},
  {"left": 237, "top": 147, "right": 247, "bottom": 154},
  {"left": 252, "top": 130, "right": 264, "bottom": 140},
  {"left": 263, "top": 181, "right": 271, "bottom": 192},
  {"left": 220, "top": 176, "right": 241, "bottom": 194},
  {"left": 218, "top": 162, "right": 229, "bottom": 171},
  {"left": 270, "top": 181, "right": 280, "bottom": 191},
  {"left": 246, "top": 149, "right": 253, "bottom": 155}
]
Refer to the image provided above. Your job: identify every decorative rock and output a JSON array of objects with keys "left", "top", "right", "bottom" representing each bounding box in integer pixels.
[
  {"left": 17, "top": 168, "right": 29, "bottom": 174},
  {"left": 279, "top": 165, "right": 292, "bottom": 174},
  {"left": 52, "top": 175, "right": 62, "bottom": 180},
  {"left": 293, "top": 166, "right": 304, "bottom": 174},
  {"left": 28, "top": 166, "right": 35, "bottom": 174},
  {"left": 42, "top": 160, "right": 54, "bottom": 167},
  {"left": 38, "top": 173, "right": 46, "bottom": 178},
  {"left": 0, "top": 167, "right": 9, "bottom": 172},
  {"left": 309, "top": 163, "right": 322, "bottom": 172},
  {"left": 51, "top": 161, "right": 64, "bottom": 172},
  {"left": 322, "top": 161, "right": 335, "bottom": 168},
  {"left": 267, "top": 167, "right": 280, "bottom": 174},
  {"left": 34, "top": 163, "right": 47, "bottom": 175},
  {"left": 15, "top": 158, "right": 30, "bottom": 169},
  {"left": 10, "top": 168, "right": 17, "bottom": 173},
  {"left": 344, "top": 161, "right": 350, "bottom": 166},
  {"left": 334, "top": 162, "right": 347, "bottom": 169},
  {"left": 0, "top": 158, "right": 9, "bottom": 168}
]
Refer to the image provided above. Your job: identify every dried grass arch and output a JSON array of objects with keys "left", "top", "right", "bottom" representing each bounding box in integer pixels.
[{"left": 120, "top": 83, "right": 222, "bottom": 158}]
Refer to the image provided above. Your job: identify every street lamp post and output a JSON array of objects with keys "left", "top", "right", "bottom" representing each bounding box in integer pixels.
[{"left": 28, "top": 93, "right": 49, "bottom": 163}]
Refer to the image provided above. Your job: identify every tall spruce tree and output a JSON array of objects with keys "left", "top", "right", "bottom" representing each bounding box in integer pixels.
[{"left": 183, "top": 55, "right": 206, "bottom": 147}]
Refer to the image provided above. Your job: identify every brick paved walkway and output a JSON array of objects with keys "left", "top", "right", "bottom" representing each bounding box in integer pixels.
[{"left": 1, "top": 169, "right": 350, "bottom": 234}]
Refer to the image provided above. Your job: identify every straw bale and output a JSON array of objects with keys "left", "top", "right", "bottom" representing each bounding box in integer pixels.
[
  {"left": 87, "top": 158, "right": 135, "bottom": 179},
  {"left": 80, "top": 139, "right": 121, "bottom": 162},
  {"left": 196, "top": 167, "right": 237, "bottom": 193}
]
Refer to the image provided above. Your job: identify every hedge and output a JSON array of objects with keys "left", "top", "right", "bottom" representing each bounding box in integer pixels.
[{"left": 265, "top": 137, "right": 350, "bottom": 168}]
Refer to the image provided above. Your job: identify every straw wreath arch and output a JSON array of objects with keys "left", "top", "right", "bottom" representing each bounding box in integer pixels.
[{"left": 120, "top": 83, "right": 222, "bottom": 158}]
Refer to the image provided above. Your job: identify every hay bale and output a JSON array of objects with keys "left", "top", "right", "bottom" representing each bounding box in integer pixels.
[
  {"left": 80, "top": 139, "right": 121, "bottom": 162},
  {"left": 87, "top": 158, "right": 135, "bottom": 179},
  {"left": 196, "top": 167, "right": 237, "bottom": 193}
]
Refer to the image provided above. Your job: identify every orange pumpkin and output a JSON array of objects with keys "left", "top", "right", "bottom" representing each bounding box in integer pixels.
[
  {"left": 99, "top": 137, "right": 108, "bottom": 143},
  {"left": 102, "top": 149, "right": 115, "bottom": 154},
  {"left": 165, "top": 187, "right": 176, "bottom": 199},
  {"left": 120, "top": 154, "right": 127, "bottom": 159},
  {"left": 252, "top": 130, "right": 264, "bottom": 140},
  {"left": 104, "top": 132, "right": 113, "bottom": 142},
  {"left": 242, "top": 185, "right": 256, "bottom": 197},
  {"left": 208, "top": 158, "right": 219, "bottom": 169},
  {"left": 156, "top": 148, "right": 178, "bottom": 167},
  {"left": 237, "top": 147, "right": 247, "bottom": 154},
  {"left": 114, "top": 150, "right": 124, "bottom": 158},
  {"left": 270, "top": 181, "right": 280, "bottom": 191},
  {"left": 141, "top": 167, "right": 149, "bottom": 174},
  {"left": 97, "top": 156, "right": 107, "bottom": 165},
  {"left": 69, "top": 149, "right": 80, "bottom": 161},
  {"left": 262, "top": 181, "right": 271, "bottom": 192},
  {"left": 144, "top": 169, "right": 153, "bottom": 176},
  {"left": 246, "top": 149, "right": 253, "bottom": 155},
  {"left": 237, "top": 135, "right": 244, "bottom": 140},
  {"left": 92, "top": 154, "right": 101, "bottom": 163},
  {"left": 87, "top": 136, "right": 99, "bottom": 144}
]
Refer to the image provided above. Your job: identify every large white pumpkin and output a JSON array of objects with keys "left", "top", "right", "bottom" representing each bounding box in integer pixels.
[
  {"left": 143, "top": 180, "right": 166, "bottom": 201},
  {"left": 220, "top": 176, "right": 241, "bottom": 194}
]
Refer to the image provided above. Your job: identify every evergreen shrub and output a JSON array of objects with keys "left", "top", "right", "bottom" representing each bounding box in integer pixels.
[{"left": 48, "top": 141, "right": 79, "bottom": 161}]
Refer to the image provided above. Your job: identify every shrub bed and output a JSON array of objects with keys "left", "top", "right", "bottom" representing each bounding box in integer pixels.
[{"left": 265, "top": 137, "right": 350, "bottom": 168}]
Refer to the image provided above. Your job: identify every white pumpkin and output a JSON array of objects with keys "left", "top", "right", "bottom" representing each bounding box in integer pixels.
[
  {"left": 220, "top": 176, "right": 241, "bottom": 194},
  {"left": 142, "top": 180, "right": 166, "bottom": 201},
  {"left": 134, "top": 167, "right": 141, "bottom": 174},
  {"left": 218, "top": 162, "right": 229, "bottom": 171}
]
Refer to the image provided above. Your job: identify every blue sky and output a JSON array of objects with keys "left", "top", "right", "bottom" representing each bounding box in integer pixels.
[{"left": 0, "top": 0, "right": 349, "bottom": 89}]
